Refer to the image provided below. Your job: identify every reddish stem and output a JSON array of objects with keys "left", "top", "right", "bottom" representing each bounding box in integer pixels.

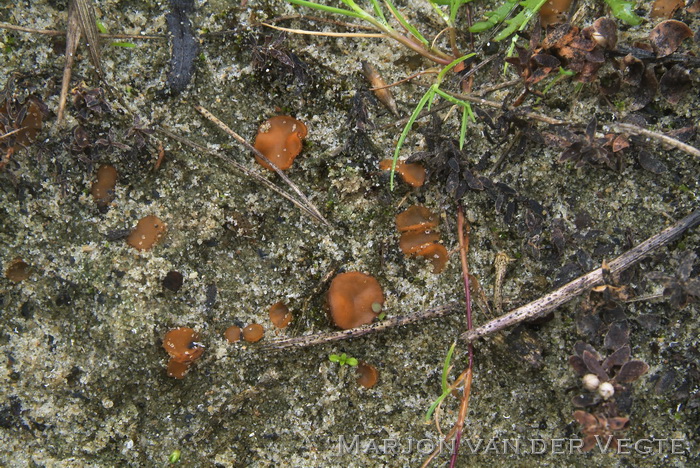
[{"left": 449, "top": 205, "right": 474, "bottom": 467}]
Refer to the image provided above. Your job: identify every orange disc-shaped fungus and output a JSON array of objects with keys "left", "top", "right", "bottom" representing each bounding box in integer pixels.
[
  {"left": 163, "top": 327, "right": 204, "bottom": 379},
  {"left": 357, "top": 362, "right": 379, "bottom": 389},
  {"left": 396, "top": 205, "right": 448, "bottom": 273},
  {"left": 5, "top": 258, "right": 31, "bottom": 283},
  {"left": 379, "top": 159, "right": 425, "bottom": 187},
  {"left": 163, "top": 327, "right": 204, "bottom": 363},
  {"left": 395, "top": 205, "right": 438, "bottom": 232},
  {"left": 269, "top": 302, "right": 293, "bottom": 328},
  {"left": 167, "top": 359, "right": 191, "bottom": 379},
  {"left": 127, "top": 215, "right": 167, "bottom": 251},
  {"left": 398, "top": 230, "right": 440, "bottom": 255},
  {"left": 242, "top": 323, "right": 264, "bottom": 343},
  {"left": 328, "top": 272, "right": 384, "bottom": 330},
  {"left": 224, "top": 326, "right": 242, "bottom": 343},
  {"left": 90, "top": 164, "right": 118, "bottom": 207},
  {"left": 253, "top": 116, "right": 308, "bottom": 171},
  {"left": 416, "top": 243, "right": 449, "bottom": 274}
]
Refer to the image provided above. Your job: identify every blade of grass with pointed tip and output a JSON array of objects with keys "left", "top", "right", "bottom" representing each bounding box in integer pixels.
[
  {"left": 390, "top": 85, "right": 436, "bottom": 189},
  {"left": 383, "top": 0, "right": 429, "bottom": 47},
  {"left": 368, "top": 0, "right": 389, "bottom": 27},
  {"left": 424, "top": 342, "right": 458, "bottom": 422},
  {"left": 287, "top": 0, "right": 365, "bottom": 19}
]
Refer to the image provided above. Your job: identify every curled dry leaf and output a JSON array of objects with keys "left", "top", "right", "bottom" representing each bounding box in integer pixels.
[
  {"left": 650, "top": 20, "right": 693, "bottom": 57},
  {"left": 591, "top": 17, "right": 618, "bottom": 50},
  {"left": 659, "top": 65, "right": 692, "bottom": 104}
]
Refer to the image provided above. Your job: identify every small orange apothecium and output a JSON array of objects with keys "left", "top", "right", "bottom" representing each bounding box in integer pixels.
[
  {"left": 328, "top": 272, "right": 384, "bottom": 330},
  {"left": 253, "top": 116, "right": 307, "bottom": 171}
]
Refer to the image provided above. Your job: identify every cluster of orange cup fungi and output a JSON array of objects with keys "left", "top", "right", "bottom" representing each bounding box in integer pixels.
[
  {"left": 162, "top": 327, "right": 204, "bottom": 379},
  {"left": 127, "top": 215, "right": 167, "bottom": 251},
  {"left": 253, "top": 116, "right": 307, "bottom": 171},
  {"left": 328, "top": 272, "right": 384, "bottom": 329},
  {"left": 379, "top": 159, "right": 425, "bottom": 187},
  {"left": 224, "top": 323, "right": 264, "bottom": 343},
  {"left": 396, "top": 205, "right": 448, "bottom": 274},
  {"left": 223, "top": 302, "right": 294, "bottom": 346}
]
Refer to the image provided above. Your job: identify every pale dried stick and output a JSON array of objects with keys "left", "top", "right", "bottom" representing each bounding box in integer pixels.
[
  {"left": 261, "top": 303, "right": 460, "bottom": 350},
  {"left": 462, "top": 209, "right": 700, "bottom": 342},
  {"left": 608, "top": 122, "right": 700, "bottom": 159},
  {"left": 0, "top": 22, "right": 164, "bottom": 39},
  {"left": 194, "top": 105, "right": 330, "bottom": 227},
  {"left": 155, "top": 127, "right": 324, "bottom": 225}
]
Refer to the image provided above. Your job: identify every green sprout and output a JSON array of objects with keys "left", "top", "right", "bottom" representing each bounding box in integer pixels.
[
  {"left": 425, "top": 342, "right": 457, "bottom": 422},
  {"left": 168, "top": 449, "right": 181, "bottom": 464},
  {"left": 329, "top": 353, "right": 359, "bottom": 366}
]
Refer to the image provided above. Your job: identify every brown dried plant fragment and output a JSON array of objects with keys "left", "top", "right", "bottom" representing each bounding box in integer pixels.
[
  {"left": 362, "top": 61, "right": 399, "bottom": 116},
  {"left": 659, "top": 65, "right": 692, "bottom": 104},
  {"left": 650, "top": 20, "right": 693, "bottom": 57},
  {"left": 616, "top": 360, "right": 650, "bottom": 383},
  {"left": 651, "top": 0, "right": 685, "bottom": 19}
]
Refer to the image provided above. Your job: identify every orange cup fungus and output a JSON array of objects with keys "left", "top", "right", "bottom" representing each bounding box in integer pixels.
[
  {"left": 328, "top": 272, "right": 384, "bottom": 330},
  {"left": 253, "top": 116, "right": 307, "bottom": 171},
  {"left": 356, "top": 362, "right": 379, "bottom": 389},
  {"left": 5, "top": 258, "right": 31, "bottom": 283},
  {"left": 162, "top": 327, "right": 204, "bottom": 379},
  {"left": 269, "top": 302, "right": 293, "bottom": 329},
  {"left": 224, "top": 325, "right": 242, "bottom": 343},
  {"left": 242, "top": 323, "right": 265, "bottom": 342},
  {"left": 90, "top": 164, "right": 118, "bottom": 207},
  {"left": 127, "top": 215, "right": 167, "bottom": 251},
  {"left": 379, "top": 159, "right": 425, "bottom": 187},
  {"left": 396, "top": 205, "right": 448, "bottom": 274}
]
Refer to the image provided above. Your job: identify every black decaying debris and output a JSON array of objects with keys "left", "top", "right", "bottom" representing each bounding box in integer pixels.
[{"left": 166, "top": 0, "right": 198, "bottom": 93}]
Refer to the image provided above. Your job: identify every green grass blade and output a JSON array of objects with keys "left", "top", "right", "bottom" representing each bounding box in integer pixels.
[
  {"left": 437, "top": 53, "right": 475, "bottom": 82},
  {"left": 111, "top": 41, "right": 136, "bottom": 48},
  {"left": 441, "top": 342, "right": 457, "bottom": 392},
  {"left": 368, "top": 0, "right": 389, "bottom": 26},
  {"left": 287, "top": 0, "right": 365, "bottom": 19},
  {"left": 424, "top": 342, "right": 458, "bottom": 422},
  {"left": 384, "top": 0, "right": 429, "bottom": 47},
  {"left": 459, "top": 106, "right": 468, "bottom": 150},
  {"left": 390, "top": 85, "right": 436, "bottom": 190}
]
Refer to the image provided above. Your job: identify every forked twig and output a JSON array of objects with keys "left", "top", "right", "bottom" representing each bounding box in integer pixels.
[
  {"left": 155, "top": 127, "right": 326, "bottom": 225},
  {"left": 462, "top": 209, "right": 700, "bottom": 342},
  {"left": 261, "top": 304, "right": 460, "bottom": 350},
  {"left": 194, "top": 105, "right": 330, "bottom": 227}
]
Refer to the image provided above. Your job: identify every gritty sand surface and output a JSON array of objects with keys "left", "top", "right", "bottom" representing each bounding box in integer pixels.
[{"left": 0, "top": 0, "right": 699, "bottom": 466}]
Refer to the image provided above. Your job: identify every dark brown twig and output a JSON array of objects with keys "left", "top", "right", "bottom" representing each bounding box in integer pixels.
[{"left": 462, "top": 209, "right": 700, "bottom": 342}]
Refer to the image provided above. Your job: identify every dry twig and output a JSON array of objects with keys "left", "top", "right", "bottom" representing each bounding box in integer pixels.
[
  {"left": 193, "top": 105, "right": 329, "bottom": 227},
  {"left": 155, "top": 127, "right": 326, "bottom": 226},
  {"left": 261, "top": 304, "right": 460, "bottom": 350},
  {"left": 462, "top": 209, "right": 700, "bottom": 342}
]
